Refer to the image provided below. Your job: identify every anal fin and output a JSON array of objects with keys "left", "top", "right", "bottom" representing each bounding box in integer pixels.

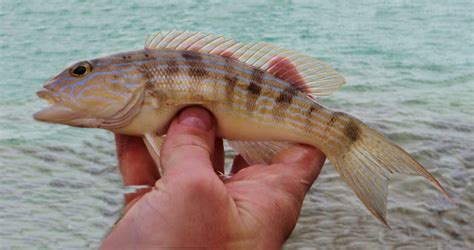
[{"left": 227, "top": 140, "right": 294, "bottom": 165}]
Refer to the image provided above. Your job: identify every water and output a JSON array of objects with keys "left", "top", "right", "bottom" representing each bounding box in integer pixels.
[{"left": 1, "top": 0, "right": 473, "bottom": 248}]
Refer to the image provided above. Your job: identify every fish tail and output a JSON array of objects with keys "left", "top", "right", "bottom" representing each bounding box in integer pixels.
[{"left": 319, "top": 112, "right": 449, "bottom": 226}]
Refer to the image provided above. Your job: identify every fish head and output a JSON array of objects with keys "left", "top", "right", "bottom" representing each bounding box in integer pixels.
[{"left": 34, "top": 54, "right": 146, "bottom": 129}]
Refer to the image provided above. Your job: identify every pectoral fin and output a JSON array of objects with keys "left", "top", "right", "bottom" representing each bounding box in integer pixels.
[{"left": 143, "top": 133, "right": 165, "bottom": 174}]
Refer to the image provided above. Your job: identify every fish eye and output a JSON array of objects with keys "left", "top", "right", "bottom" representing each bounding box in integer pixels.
[{"left": 70, "top": 62, "right": 92, "bottom": 77}]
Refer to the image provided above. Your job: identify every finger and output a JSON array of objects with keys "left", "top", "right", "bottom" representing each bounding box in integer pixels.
[
  {"left": 272, "top": 144, "right": 326, "bottom": 196},
  {"left": 160, "top": 107, "right": 216, "bottom": 177},
  {"left": 230, "top": 154, "right": 249, "bottom": 174},
  {"left": 115, "top": 134, "right": 160, "bottom": 186},
  {"left": 212, "top": 138, "right": 225, "bottom": 174},
  {"left": 115, "top": 134, "right": 160, "bottom": 207}
]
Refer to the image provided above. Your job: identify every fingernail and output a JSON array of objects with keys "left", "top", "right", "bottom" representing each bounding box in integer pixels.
[{"left": 178, "top": 108, "right": 212, "bottom": 131}]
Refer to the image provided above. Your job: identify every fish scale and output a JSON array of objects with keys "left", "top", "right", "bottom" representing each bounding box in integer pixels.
[
  {"left": 33, "top": 31, "right": 450, "bottom": 227},
  {"left": 141, "top": 50, "right": 337, "bottom": 132},
  {"left": 159, "top": 55, "right": 341, "bottom": 149}
]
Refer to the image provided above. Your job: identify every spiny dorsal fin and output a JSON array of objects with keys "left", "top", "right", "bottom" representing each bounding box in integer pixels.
[{"left": 145, "top": 31, "right": 346, "bottom": 97}]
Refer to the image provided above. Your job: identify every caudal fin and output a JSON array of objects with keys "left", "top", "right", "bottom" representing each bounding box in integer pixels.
[{"left": 327, "top": 118, "right": 450, "bottom": 227}]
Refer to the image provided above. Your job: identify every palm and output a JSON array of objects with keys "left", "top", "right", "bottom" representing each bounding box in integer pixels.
[{"left": 101, "top": 108, "right": 325, "bottom": 249}]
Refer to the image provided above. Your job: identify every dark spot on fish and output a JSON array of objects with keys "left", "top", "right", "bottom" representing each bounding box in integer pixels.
[
  {"left": 127, "top": 55, "right": 132, "bottom": 59},
  {"left": 273, "top": 85, "right": 298, "bottom": 119},
  {"left": 308, "top": 104, "right": 317, "bottom": 115},
  {"left": 165, "top": 60, "right": 179, "bottom": 75},
  {"left": 251, "top": 68, "right": 264, "bottom": 84},
  {"left": 224, "top": 75, "right": 238, "bottom": 99},
  {"left": 182, "top": 51, "right": 203, "bottom": 61},
  {"left": 328, "top": 112, "right": 344, "bottom": 127},
  {"left": 322, "top": 112, "right": 344, "bottom": 140},
  {"left": 247, "top": 81, "right": 262, "bottom": 96},
  {"left": 305, "top": 104, "right": 320, "bottom": 131},
  {"left": 276, "top": 86, "right": 297, "bottom": 105},
  {"left": 245, "top": 69, "right": 264, "bottom": 111},
  {"left": 181, "top": 51, "right": 209, "bottom": 78},
  {"left": 145, "top": 81, "right": 154, "bottom": 90},
  {"left": 246, "top": 81, "right": 261, "bottom": 111},
  {"left": 276, "top": 92, "right": 291, "bottom": 104},
  {"left": 224, "top": 57, "right": 232, "bottom": 64},
  {"left": 122, "top": 56, "right": 127, "bottom": 59},
  {"left": 344, "top": 119, "right": 361, "bottom": 142},
  {"left": 145, "top": 54, "right": 149, "bottom": 58}
]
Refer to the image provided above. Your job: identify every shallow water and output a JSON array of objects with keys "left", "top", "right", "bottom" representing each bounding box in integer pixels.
[{"left": 1, "top": 0, "right": 473, "bottom": 248}]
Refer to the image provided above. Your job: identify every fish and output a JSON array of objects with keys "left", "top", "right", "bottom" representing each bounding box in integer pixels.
[{"left": 33, "top": 31, "right": 449, "bottom": 226}]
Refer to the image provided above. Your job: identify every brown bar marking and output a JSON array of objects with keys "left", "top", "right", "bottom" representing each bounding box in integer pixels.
[
  {"left": 305, "top": 103, "right": 321, "bottom": 132},
  {"left": 328, "top": 112, "right": 343, "bottom": 126},
  {"left": 221, "top": 52, "right": 238, "bottom": 106},
  {"left": 224, "top": 75, "right": 238, "bottom": 101},
  {"left": 164, "top": 59, "right": 179, "bottom": 75},
  {"left": 139, "top": 63, "right": 164, "bottom": 99},
  {"left": 181, "top": 51, "right": 203, "bottom": 61},
  {"left": 273, "top": 85, "right": 298, "bottom": 119},
  {"left": 276, "top": 86, "right": 297, "bottom": 104},
  {"left": 247, "top": 81, "right": 262, "bottom": 95},
  {"left": 321, "top": 111, "right": 344, "bottom": 141},
  {"left": 251, "top": 68, "right": 265, "bottom": 83},
  {"left": 245, "top": 69, "right": 264, "bottom": 111},
  {"left": 181, "top": 51, "right": 209, "bottom": 78},
  {"left": 139, "top": 63, "right": 153, "bottom": 89}
]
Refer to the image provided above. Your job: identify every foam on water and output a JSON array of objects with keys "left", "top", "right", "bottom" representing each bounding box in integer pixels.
[{"left": 1, "top": 0, "right": 473, "bottom": 248}]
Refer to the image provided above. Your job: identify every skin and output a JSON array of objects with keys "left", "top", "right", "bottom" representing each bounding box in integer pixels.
[{"left": 101, "top": 107, "right": 326, "bottom": 249}]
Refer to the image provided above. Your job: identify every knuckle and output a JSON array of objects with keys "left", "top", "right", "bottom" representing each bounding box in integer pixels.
[{"left": 175, "top": 173, "right": 221, "bottom": 197}]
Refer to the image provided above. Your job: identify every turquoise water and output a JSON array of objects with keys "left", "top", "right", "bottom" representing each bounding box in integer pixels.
[{"left": 1, "top": 0, "right": 473, "bottom": 248}]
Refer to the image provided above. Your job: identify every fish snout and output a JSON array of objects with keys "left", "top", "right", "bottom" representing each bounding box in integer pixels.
[{"left": 36, "top": 89, "right": 61, "bottom": 104}]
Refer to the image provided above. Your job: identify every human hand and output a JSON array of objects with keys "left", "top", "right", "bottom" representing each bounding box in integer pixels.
[{"left": 101, "top": 107, "right": 326, "bottom": 249}]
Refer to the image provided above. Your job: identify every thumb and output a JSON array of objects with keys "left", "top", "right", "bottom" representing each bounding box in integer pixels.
[{"left": 160, "top": 107, "right": 216, "bottom": 178}]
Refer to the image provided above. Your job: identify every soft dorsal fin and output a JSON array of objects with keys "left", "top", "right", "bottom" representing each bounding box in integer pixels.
[{"left": 145, "top": 31, "right": 346, "bottom": 97}]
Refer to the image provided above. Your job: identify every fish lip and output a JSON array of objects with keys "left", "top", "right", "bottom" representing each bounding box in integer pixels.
[
  {"left": 33, "top": 104, "right": 82, "bottom": 123},
  {"left": 33, "top": 104, "right": 101, "bottom": 128}
]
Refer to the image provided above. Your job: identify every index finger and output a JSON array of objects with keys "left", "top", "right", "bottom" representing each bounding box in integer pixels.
[{"left": 115, "top": 134, "right": 160, "bottom": 205}]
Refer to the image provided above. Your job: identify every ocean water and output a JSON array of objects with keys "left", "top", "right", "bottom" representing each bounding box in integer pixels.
[{"left": 1, "top": 0, "right": 473, "bottom": 248}]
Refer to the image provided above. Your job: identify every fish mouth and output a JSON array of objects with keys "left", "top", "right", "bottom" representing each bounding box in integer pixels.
[
  {"left": 34, "top": 89, "right": 101, "bottom": 127},
  {"left": 34, "top": 87, "right": 145, "bottom": 129}
]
